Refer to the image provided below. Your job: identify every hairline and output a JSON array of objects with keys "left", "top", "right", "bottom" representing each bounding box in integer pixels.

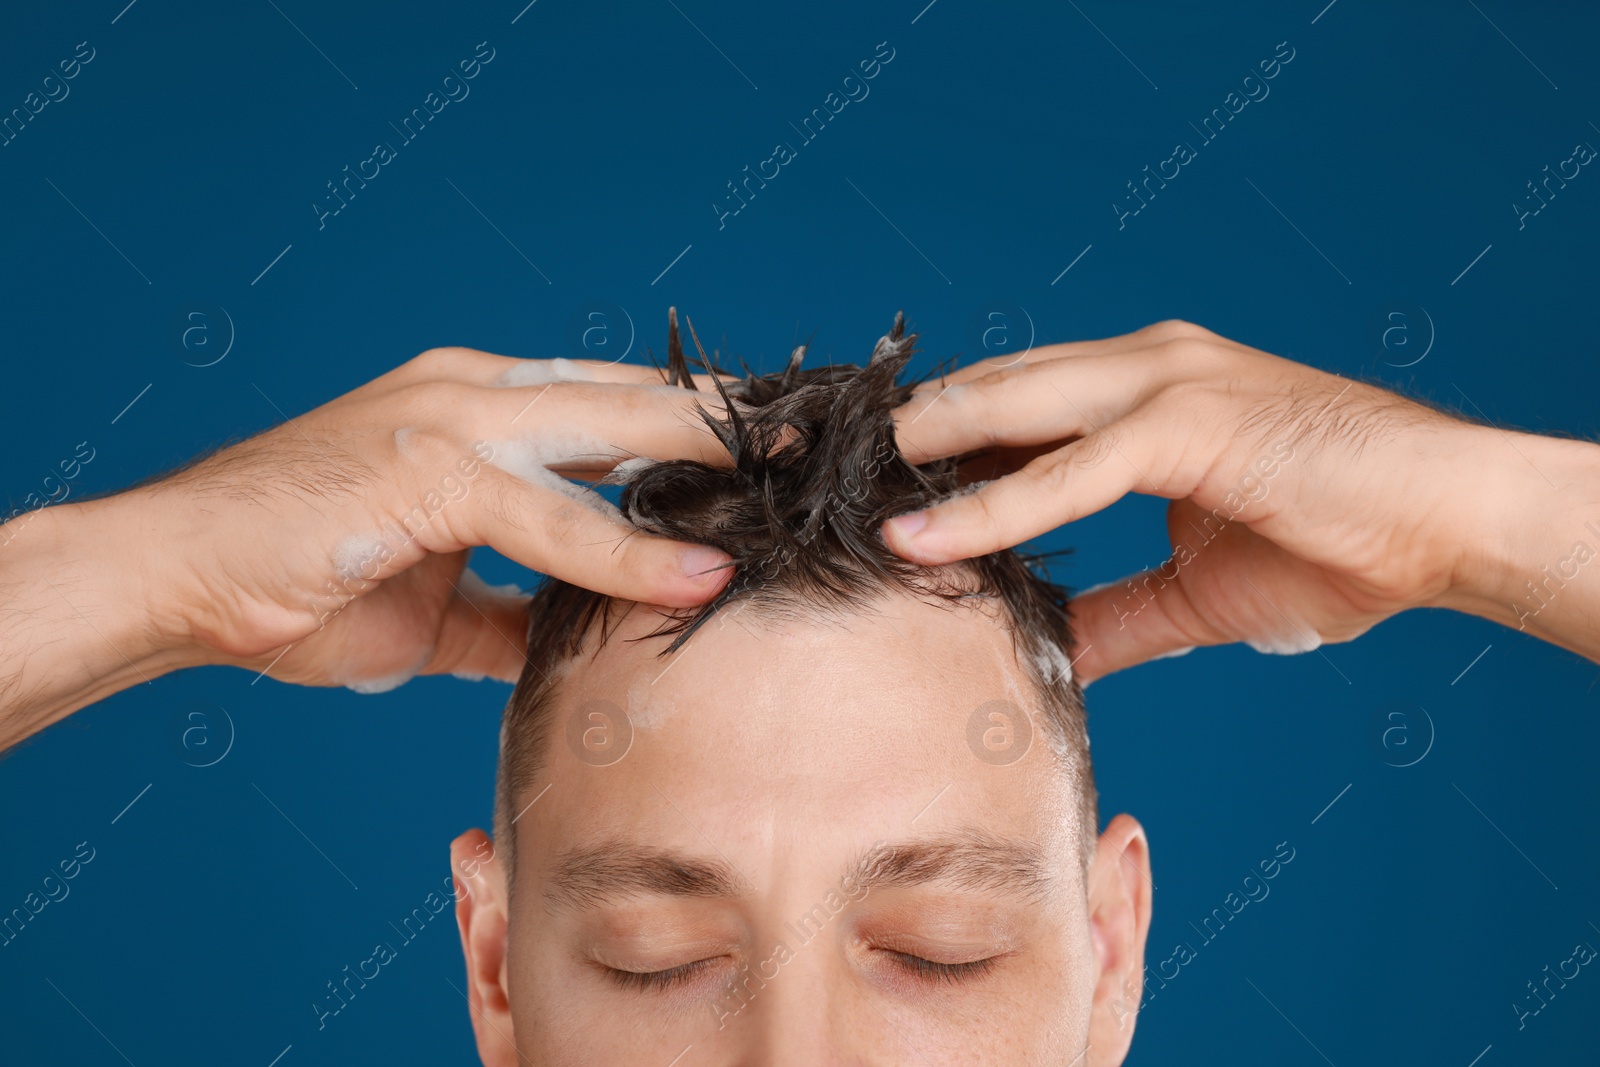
[{"left": 496, "top": 583, "right": 1097, "bottom": 902}]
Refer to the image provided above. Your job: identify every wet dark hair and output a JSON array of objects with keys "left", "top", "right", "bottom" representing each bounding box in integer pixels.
[{"left": 496, "top": 311, "right": 1096, "bottom": 872}]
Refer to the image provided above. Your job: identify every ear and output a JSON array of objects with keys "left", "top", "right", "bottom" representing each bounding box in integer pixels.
[
  {"left": 451, "top": 829, "right": 521, "bottom": 1067},
  {"left": 1084, "top": 814, "right": 1153, "bottom": 1066}
]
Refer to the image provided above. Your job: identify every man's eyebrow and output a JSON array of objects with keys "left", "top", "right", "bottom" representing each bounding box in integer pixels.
[
  {"left": 543, "top": 843, "right": 742, "bottom": 910},
  {"left": 846, "top": 828, "right": 1054, "bottom": 900}
]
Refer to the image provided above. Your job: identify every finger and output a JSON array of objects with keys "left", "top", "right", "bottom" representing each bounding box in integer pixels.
[
  {"left": 912, "top": 319, "right": 1220, "bottom": 392},
  {"left": 458, "top": 469, "right": 733, "bottom": 607},
  {"left": 916, "top": 334, "right": 1140, "bottom": 391},
  {"left": 893, "top": 351, "right": 1174, "bottom": 465},
  {"left": 425, "top": 568, "right": 535, "bottom": 684},
  {"left": 883, "top": 422, "right": 1167, "bottom": 565},
  {"left": 465, "top": 379, "right": 736, "bottom": 470},
  {"left": 1066, "top": 575, "right": 1220, "bottom": 686},
  {"left": 381, "top": 346, "right": 734, "bottom": 392}
]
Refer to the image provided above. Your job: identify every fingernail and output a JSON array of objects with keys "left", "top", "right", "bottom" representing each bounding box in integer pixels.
[
  {"left": 886, "top": 510, "right": 929, "bottom": 541},
  {"left": 681, "top": 545, "right": 732, "bottom": 585}
]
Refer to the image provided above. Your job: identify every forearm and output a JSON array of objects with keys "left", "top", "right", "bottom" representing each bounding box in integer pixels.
[
  {"left": 1435, "top": 428, "right": 1600, "bottom": 661},
  {"left": 0, "top": 497, "right": 197, "bottom": 750}
]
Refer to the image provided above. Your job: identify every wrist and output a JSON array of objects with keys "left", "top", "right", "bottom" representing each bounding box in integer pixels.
[
  {"left": 1430, "top": 426, "right": 1600, "bottom": 630},
  {"left": 5, "top": 494, "right": 205, "bottom": 680}
]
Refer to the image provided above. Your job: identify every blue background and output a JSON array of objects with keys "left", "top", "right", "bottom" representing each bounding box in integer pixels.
[{"left": 3, "top": 1, "right": 1598, "bottom": 1064}]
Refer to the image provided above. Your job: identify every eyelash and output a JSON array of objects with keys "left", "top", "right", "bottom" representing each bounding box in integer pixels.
[
  {"left": 603, "top": 951, "right": 998, "bottom": 992},
  {"left": 604, "top": 957, "right": 720, "bottom": 992},
  {"left": 885, "top": 950, "right": 998, "bottom": 984}
]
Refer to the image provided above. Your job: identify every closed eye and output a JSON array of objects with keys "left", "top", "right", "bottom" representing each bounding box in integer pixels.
[
  {"left": 604, "top": 956, "right": 721, "bottom": 992},
  {"left": 884, "top": 950, "right": 998, "bottom": 984}
]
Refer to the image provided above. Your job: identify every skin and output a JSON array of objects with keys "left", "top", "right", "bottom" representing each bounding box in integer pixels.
[
  {"left": 886, "top": 320, "right": 1600, "bottom": 680},
  {"left": 0, "top": 349, "right": 735, "bottom": 748},
  {"left": 4, "top": 322, "right": 1597, "bottom": 746},
  {"left": 450, "top": 592, "right": 1152, "bottom": 1067},
  {"left": 2, "top": 320, "right": 1594, "bottom": 1057}
]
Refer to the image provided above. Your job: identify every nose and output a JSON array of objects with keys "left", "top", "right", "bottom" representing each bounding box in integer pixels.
[{"left": 739, "top": 949, "right": 857, "bottom": 1067}]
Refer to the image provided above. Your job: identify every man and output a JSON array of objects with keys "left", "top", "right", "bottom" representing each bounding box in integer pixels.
[
  {"left": 2, "top": 314, "right": 1597, "bottom": 1062},
  {"left": 5, "top": 317, "right": 1595, "bottom": 741},
  {"left": 450, "top": 315, "right": 1148, "bottom": 1064}
]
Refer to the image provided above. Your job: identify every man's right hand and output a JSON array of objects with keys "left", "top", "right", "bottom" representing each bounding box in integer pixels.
[{"left": 0, "top": 347, "right": 733, "bottom": 746}]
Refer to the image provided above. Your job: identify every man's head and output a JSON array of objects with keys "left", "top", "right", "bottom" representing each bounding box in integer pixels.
[{"left": 451, "top": 313, "right": 1152, "bottom": 1066}]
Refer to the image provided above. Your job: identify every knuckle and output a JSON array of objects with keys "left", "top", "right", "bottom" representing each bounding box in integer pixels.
[
  {"left": 1070, "top": 429, "right": 1120, "bottom": 472},
  {"left": 1142, "top": 319, "right": 1211, "bottom": 343},
  {"left": 1147, "top": 337, "right": 1233, "bottom": 385},
  {"left": 406, "top": 346, "right": 467, "bottom": 376},
  {"left": 1152, "top": 375, "right": 1214, "bottom": 414},
  {"left": 394, "top": 380, "right": 475, "bottom": 424}
]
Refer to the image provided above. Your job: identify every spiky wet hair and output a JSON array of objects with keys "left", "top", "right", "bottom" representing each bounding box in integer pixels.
[{"left": 496, "top": 311, "right": 1096, "bottom": 872}]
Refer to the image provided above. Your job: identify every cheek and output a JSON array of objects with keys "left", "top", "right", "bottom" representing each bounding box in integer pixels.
[
  {"left": 853, "top": 944, "right": 1091, "bottom": 1064},
  {"left": 506, "top": 914, "right": 716, "bottom": 1064}
]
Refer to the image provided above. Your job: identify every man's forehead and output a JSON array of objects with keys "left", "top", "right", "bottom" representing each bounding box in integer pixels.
[
  {"left": 568, "top": 590, "right": 1030, "bottom": 720},
  {"left": 514, "top": 591, "right": 1083, "bottom": 875}
]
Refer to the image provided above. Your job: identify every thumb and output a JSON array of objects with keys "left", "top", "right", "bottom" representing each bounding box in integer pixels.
[
  {"left": 429, "top": 569, "right": 534, "bottom": 684},
  {"left": 1068, "top": 570, "right": 1216, "bottom": 685}
]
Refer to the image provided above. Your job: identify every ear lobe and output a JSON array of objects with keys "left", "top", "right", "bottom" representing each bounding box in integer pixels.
[
  {"left": 450, "top": 829, "right": 520, "bottom": 1067},
  {"left": 1084, "top": 813, "right": 1153, "bottom": 1066}
]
